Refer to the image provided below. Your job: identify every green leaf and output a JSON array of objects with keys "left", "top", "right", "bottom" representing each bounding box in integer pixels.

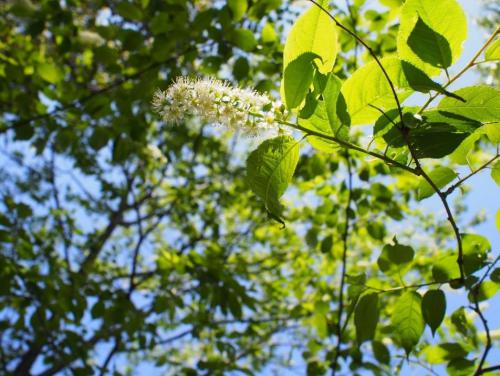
[
  {"left": 282, "top": 53, "right": 316, "bottom": 109},
  {"left": 397, "top": 0, "right": 467, "bottom": 75},
  {"left": 230, "top": 28, "right": 257, "bottom": 51},
  {"left": 447, "top": 358, "right": 475, "bottom": 376},
  {"left": 484, "top": 123, "right": 500, "bottom": 143},
  {"left": 468, "top": 281, "right": 499, "bottom": 302},
  {"left": 423, "top": 343, "right": 468, "bottom": 364},
  {"left": 283, "top": 0, "right": 337, "bottom": 75},
  {"left": 281, "top": 0, "right": 337, "bottom": 109},
  {"left": 378, "top": 109, "right": 477, "bottom": 159},
  {"left": 233, "top": 57, "right": 250, "bottom": 81},
  {"left": 37, "top": 63, "right": 63, "bottom": 84},
  {"left": 438, "top": 86, "right": 500, "bottom": 123},
  {"left": 462, "top": 233, "right": 491, "bottom": 275},
  {"left": 491, "top": 160, "right": 500, "bottom": 186},
  {"left": 115, "top": 2, "right": 142, "bottom": 20},
  {"left": 299, "top": 98, "right": 344, "bottom": 153},
  {"left": 246, "top": 136, "right": 300, "bottom": 224},
  {"left": 323, "top": 73, "right": 351, "bottom": 134},
  {"left": 421, "top": 289, "right": 446, "bottom": 336},
  {"left": 485, "top": 38, "right": 500, "bottom": 61},
  {"left": 391, "top": 291, "right": 425, "bottom": 355},
  {"left": 451, "top": 307, "right": 472, "bottom": 337},
  {"left": 228, "top": 0, "right": 248, "bottom": 21},
  {"left": 407, "top": 17, "right": 452, "bottom": 68},
  {"left": 496, "top": 210, "right": 500, "bottom": 232},
  {"left": 377, "top": 243, "right": 414, "bottom": 276},
  {"left": 416, "top": 166, "right": 457, "bottom": 200},
  {"left": 261, "top": 22, "right": 277, "bottom": 44},
  {"left": 449, "top": 129, "right": 483, "bottom": 165},
  {"left": 433, "top": 234, "right": 491, "bottom": 282},
  {"left": 372, "top": 341, "right": 390, "bottom": 365},
  {"left": 341, "top": 58, "right": 451, "bottom": 125},
  {"left": 354, "top": 293, "right": 379, "bottom": 344}
]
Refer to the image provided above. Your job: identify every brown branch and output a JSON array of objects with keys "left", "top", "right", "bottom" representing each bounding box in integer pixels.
[
  {"left": 472, "top": 295, "right": 492, "bottom": 375},
  {"left": 280, "top": 120, "right": 418, "bottom": 174}
]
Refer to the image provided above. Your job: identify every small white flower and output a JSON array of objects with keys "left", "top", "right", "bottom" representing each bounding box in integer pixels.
[{"left": 152, "top": 77, "right": 286, "bottom": 135}]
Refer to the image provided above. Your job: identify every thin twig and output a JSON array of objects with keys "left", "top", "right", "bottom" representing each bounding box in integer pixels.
[
  {"left": 472, "top": 296, "right": 492, "bottom": 375},
  {"left": 278, "top": 119, "right": 418, "bottom": 174},
  {"left": 444, "top": 154, "right": 500, "bottom": 197},
  {"left": 331, "top": 151, "right": 353, "bottom": 375}
]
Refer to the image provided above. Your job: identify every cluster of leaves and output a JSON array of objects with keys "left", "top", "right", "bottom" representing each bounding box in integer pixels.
[
  {"left": 0, "top": 0, "right": 499, "bottom": 376},
  {"left": 243, "top": 0, "right": 500, "bottom": 374}
]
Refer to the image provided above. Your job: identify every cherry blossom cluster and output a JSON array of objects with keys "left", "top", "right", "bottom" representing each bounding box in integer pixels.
[{"left": 152, "top": 77, "right": 286, "bottom": 136}]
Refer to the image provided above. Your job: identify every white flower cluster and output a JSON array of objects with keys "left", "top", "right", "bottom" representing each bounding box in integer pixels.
[{"left": 152, "top": 77, "right": 286, "bottom": 136}]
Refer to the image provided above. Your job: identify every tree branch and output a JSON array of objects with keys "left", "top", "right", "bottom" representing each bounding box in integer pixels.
[{"left": 331, "top": 152, "right": 353, "bottom": 375}]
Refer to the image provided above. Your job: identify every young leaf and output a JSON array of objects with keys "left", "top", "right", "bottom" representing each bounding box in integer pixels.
[
  {"left": 354, "top": 293, "right": 379, "bottom": 344},
  {"left": 377, "top": 243, "right": 414, "bottom": 276},
  {"left": 485, "top": 38, "right": 500, "bottom": 61},
  {"left": 281, "top": 0, "right": 337, "bottom": 109},
  {"left": 416, "top": 166, "right": 457, "bottom": 200},
  {"left": 397, "top": 0, "right": 467, "bottom": 76},
  {"left": 246, "top": 136, "right": 300, "bottom": 224},
  {"left": 391, "top": 291, "right": 425, "bottom": 355},
  {"left": 421, "top": 289, "right": 446, "bottom": 336},
  {"left": 496, "top": 210, "right": 500, "bottom": 232},
  {"left": 438, "top": 86, "right": 500, "bottom": 123}
]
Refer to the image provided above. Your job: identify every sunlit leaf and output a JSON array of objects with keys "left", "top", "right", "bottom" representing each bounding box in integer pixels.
[
  {"left": 391, "top": 291, "right": 425, "bottom": 355},
  {"left": 398, "top": 0, "right": 467, "bottom": 75},
  {"left": 354, "top": 293, "right": 379, "bottom": 344},
  {"left": 421, "top": 289, "right": 446, "bottom": 336},
  {"left": 416, "top": 166, "right": 457, "bottom": 200},
  {"left": 246, "top": 136, "right": 300, "bottom": 224}
]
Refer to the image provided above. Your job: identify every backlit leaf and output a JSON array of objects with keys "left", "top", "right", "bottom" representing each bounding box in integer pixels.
[
  {"left": 377, "top": 243, "right": 414, "bottom": 276},
  {"left": 354, "top": 293, "right": 379, "bottom": 344},
  {"left": 421, "top": 289, "right": 446, "bottom": 336},
  {"left": 246, "top": 136, "right": 300, "bottom": 224},
  {"left": 416, "top": 166, "right": 457, "bottom": 200},
  {"left": 282, "top": 0, "right": 337, "bottom": 109},
  {"left": 485, "top": 38, "right": 500, "bottom": 61},
  {"left": 342, "top": 58, "right": 453, "bottom": 125},
  {"left": 397, "top": 0, "right": 467, "bottom": 75},
  {"left": 407, "top": 17, "right": 452, "bottom": 68},
  {"left": 438, "top": 86, "right": 500, "bottom": 123},
  {"left": 391, "top": 292, "right": 425, "bottom": 355}
]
